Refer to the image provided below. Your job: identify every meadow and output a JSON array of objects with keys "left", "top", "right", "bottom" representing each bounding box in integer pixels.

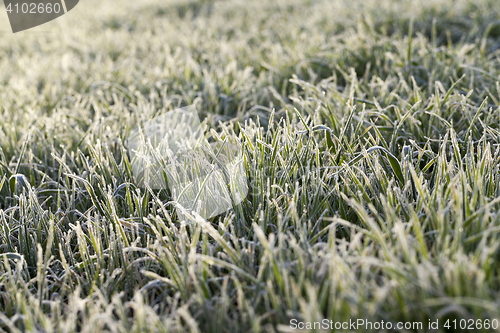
[{"left": 0, "top": 0, "right": 500, "bottom": 331}]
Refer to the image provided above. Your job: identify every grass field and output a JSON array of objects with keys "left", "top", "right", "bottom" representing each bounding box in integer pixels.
[{"left": 1, "top": 0, "right": 500, "bottom": 331}]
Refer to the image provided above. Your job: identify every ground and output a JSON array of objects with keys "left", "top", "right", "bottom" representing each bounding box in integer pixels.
[{"left": 0, "top": 0, "right": 500, "bottom": 332}]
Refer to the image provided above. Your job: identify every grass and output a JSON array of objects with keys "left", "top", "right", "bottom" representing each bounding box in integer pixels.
[{"left": 0, "top": 0, "right": 500, "bottom": 331}]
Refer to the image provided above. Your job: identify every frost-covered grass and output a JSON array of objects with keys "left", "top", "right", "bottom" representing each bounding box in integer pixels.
[{"left": 0, "top": 0, "right": 500, "bottom": 332}]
